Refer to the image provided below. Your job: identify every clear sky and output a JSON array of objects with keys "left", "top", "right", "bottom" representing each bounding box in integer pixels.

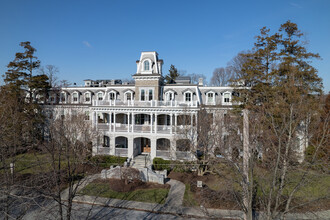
[{"left": 0, "top": 0, "right": 329, "bottom": 91}]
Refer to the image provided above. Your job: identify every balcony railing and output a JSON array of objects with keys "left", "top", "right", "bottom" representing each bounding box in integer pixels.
[
  {"left": 157, "top": 125, "right": 171, "bottom": 134},
  {"left": 133, "top": 125, "right": 151, "bottom": 133},
  {"left": 156, "top": 150, "right": 170, "bottom": 159},
  {"left": 93, "top": 100, "right": 199, "bottom": 107},
  {"left": 115, "top": 148, "right": 128, "bottom": 157},
  {"left": 97, "top": 147, "right": 110, "bottom": 155}
]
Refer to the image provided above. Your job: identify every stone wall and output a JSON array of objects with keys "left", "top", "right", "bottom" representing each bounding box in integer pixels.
[{"left": 101, "top": 166, "right": 166, "bottom": 184}]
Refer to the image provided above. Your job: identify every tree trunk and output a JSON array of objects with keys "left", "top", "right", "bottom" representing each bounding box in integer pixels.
[{"left": 243, "top": 109, "right": 253, "bottom": 220}]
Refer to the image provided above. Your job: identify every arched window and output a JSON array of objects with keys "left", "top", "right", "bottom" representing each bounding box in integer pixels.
[{"left": 144, "top": 60, "right": 150, "bottom": 71}]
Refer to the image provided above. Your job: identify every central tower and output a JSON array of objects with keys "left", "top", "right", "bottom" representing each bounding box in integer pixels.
[{"left": 133, "top": 52, "right": 163, "bottom": 101}]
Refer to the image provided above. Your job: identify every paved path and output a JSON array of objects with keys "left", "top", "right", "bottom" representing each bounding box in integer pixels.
[{"left": 164, "top": 179, "right": 185, "bottom": 207}]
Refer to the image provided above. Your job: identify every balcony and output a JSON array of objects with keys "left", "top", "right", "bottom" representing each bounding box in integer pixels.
[{"left": 93, "top": 100, "right": 198, "bottom": 108}]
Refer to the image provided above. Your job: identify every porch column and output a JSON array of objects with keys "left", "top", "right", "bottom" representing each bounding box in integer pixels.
[
  {"left": 127, "top": 113, "right": 130, "bottom": 133},
  {"left": 109, "top": 112, "right": 112, "bottom": 132},
  {"left": 191, "top": 113, "right": 193, "bottom": 127},
  {"left": 155, "top": 113, "right": 158, "bottom": 134},
  {"left": 92, "top": 111, "right": 96, "bottom": 128},
  {"left": 96, "top": 112, "right": 98, "bottom": 127},
  {"left": 170, "top": 113, "right": 173, "bottom": 134},
  {"left": 170, "top": 138, "right": 177, "bottom": 160},
  {"left": 150, "top": 113, "right": 153, "bottom": 133},
  {"left": 113, "top": 112, "right": 116, "bottom": 132},
  {"left": 195, "top": 112, "right": 198, "bottom": 127},
  {"left": 128, "top": 136, "right": 134, "bottom": 159},
  {"left": 151, "top": 137, "right": 157, "bottom": 160},
  {"left": 132, "top": 113, "right": 135, "bottom": 132},
  {"left": 110, "top": 135, "right": 116, "bottom": 155},
  {"left": 175, "top": 113, "right": 178, "bottom": 133}
]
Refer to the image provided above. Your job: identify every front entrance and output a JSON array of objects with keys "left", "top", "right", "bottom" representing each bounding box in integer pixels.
[{"left": 134, "top": 137, "right": 151, "bottom": 154}]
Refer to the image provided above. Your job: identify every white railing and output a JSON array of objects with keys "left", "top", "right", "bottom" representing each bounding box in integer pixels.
[
  {"left": 157, "top": 125, "right": 171, "bottom": 134},
  {"left": 97, "top": 147, "right": 110, "bottom": 155},
  {"left": 97, "top": 123, "right": 109, "bottom": 130},
  {"left": 176, "top": 151, "right": 192, "bottom": 160},
  {"left": 133, "top": 125, "right": 151, "bottom": 133},
  {"left": 93, "top": 100, "right": 199, "bottom": 107},
  {"left": 115, "top": 124, "right": 128, "bottom": 132},
  {"left": 115, "top": 148, "right": 128, "bottom": 157},
  {"left": 156, "top": 150, "right": 170, "bottom": 158}
]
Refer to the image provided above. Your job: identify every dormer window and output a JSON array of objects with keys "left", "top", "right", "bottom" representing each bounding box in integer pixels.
[
  {"left": 124, "top": 90, "right": 133, "bottom": 102},
  {"left": 109, "top": 92, "right": 116, "bottom": 101},
  {"left": 185, "top": 92, "right": 192, "bottom": 102},
  {"left": 97, "top": 93, "right": 103, "bottom": 101},
  {"left": 72, "top": 92, "right": 79, "bottom": 103},
  {"left": 223, "top": 92, "right": 232, "bottom": 105},
  {"left": 60, "top": 93, "right": 66, "bottom": 103},
  {"left": 206, "top": 92, "right": 215, "bottom": 104},
  {"left": 165, "top": 91, "right": 174, "bottom": 101},
  {"left": 85, "top": 92, "right": 91, "bottom": 102},
  {"left": 144, "top": 60, "right": 150, "bottom": 71}
]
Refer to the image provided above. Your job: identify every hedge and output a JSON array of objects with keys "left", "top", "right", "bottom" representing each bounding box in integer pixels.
[
  {"left": 153, "top": 157, "right": 194, "bottom": 173},
  {"left": 91, "top": 155, "right": 128, "bottom": 168}
]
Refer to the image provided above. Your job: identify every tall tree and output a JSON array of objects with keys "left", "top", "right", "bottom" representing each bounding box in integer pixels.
[
  {"left": 38, "top": 65, "right": 59, "bottom": 88},
  {"left": 210, "top": 67, "right": 233, "bottom": 86},
  {"left": 187, "top": 73, "right": 207, "bottom": 85},
  {"left": 4, "top": 42, "right": 49, "bottom": 103},
  {"left": 3, "top": 42, "right": 49, "bottom": 147},
  {"left": 164, "top": 64, "right": 179, "bottom": 84},
  {"left": 233, "top": 21, "right": 324, "bottom": 220}
]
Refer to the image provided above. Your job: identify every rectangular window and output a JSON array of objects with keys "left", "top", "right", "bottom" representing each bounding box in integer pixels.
[
  {"left": 109, "top": 92, "right": 115, "bottom": 100},
  {"left": 85, "top": 93, "right": 90, "bottom": 102},
  {"left": 185, "top": 93, "right": 191, "bottom": 102},
  {"left": 141, "top": 89, "right": 145, "bottom": 101},
  {"left": 224, "top": 93, "right": 230, "bottom": 103},
  {"left": 61, "top": 94, "right": 66, "bottom": 102},
  {"left": 207, "top": 93, "right": 214, "bottom": 103},
  {"left": 98, "top": 93, "right": 103, "bottom": 101},
  {"left": 149, "top": 89, "right": 153, "bottom": 101},
  {"left": 169, "top": 93, "right": 173, "bottom": 101},
  {"left": 73, "top": 93, "right": 78, "bottom": 102},
  {"left": 126, "top": 93, "right": 131, "bottom": 101}
]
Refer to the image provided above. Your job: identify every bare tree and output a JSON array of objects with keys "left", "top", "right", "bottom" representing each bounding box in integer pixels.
[
  {"left": 39, "top": 65, "right": 59, "bottom": 88},
  {"left": 187, "top": 73, "right": 207, "bottom": 85},
  {"left": 210, "top": 67, "right": 234, "bottom": 86},
  {"left": 37, "top": 111, "right": 99, "bottom": 220}
]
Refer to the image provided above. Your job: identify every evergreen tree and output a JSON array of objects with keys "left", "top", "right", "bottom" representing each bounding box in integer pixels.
[
  {"left": 164, "top": 64, "right": 179, "bottom": 84},
  {"left": 4, "top": 41, "right": 49, "bottom": 103},
  {"left": 233, "top": 21, "right": 324, "bottom": 220},
  {"left": 3, "top": 41, "right": 50, "bottom": 147}
]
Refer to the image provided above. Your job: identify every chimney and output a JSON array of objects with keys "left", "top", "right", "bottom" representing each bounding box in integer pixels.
[{"left": 198, "top": 78, "right": 203, "bottom": 86}]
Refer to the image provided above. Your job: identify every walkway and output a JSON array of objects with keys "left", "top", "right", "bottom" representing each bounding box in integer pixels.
[
  {"left": 57, "top": 174, "right": 329, "bottom": 220},
  {"left": 164, "top": 179, "right": 185, "bottom": 207}
]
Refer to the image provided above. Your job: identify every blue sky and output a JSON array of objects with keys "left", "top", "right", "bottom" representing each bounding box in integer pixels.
[{"left": 0, "top": 0, "right": 329, "bottom": 91}]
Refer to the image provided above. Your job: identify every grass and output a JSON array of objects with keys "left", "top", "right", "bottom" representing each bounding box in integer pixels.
[
  {"left": 183, "top": 184, "right": 198, "bottom": 207},
  {"left": 79, "top": 182, "right": 169, "bottom": 204},
  {"left": 3, "top": 153, "right": 73, "bottom": 175}
]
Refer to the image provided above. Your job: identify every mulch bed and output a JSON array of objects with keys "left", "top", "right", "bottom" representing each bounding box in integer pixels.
[
  {"left": 168, "top": 171, "right": 239, "bottom": 209},
  {"left": 92, "top": 178, "right": 170, "bottom": 192}
]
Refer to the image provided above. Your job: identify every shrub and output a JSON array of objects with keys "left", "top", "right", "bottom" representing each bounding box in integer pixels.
[
  {"left": 91, "top": 155, "right": 127, "bottom": 168},
  {"left": 153, "top": 158, "right": 171, "bottom": 171}
]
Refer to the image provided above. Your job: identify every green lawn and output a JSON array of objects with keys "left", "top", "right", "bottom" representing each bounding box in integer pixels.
[
  {"left": 79, "top": 182, "right": 169, "bottom": 204},
  {"left": 3, "top": 153, "right": 70, "bottom": 175},
  {"left": 183, "top": 184, "right": 198, "bottom": 207}
]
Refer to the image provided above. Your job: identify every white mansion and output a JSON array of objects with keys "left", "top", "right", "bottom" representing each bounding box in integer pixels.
[{"left": 47, "top": 52, "right": 240, "bottom": 161}]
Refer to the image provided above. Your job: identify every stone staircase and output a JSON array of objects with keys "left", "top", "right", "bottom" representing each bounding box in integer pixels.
[{"left": 132, "top": 154, "right": 151, "bottom": 169}]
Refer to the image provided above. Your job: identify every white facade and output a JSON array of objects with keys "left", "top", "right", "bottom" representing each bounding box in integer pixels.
[{"left": 46, "top": 52, "right": 239, "bottom": 160}]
